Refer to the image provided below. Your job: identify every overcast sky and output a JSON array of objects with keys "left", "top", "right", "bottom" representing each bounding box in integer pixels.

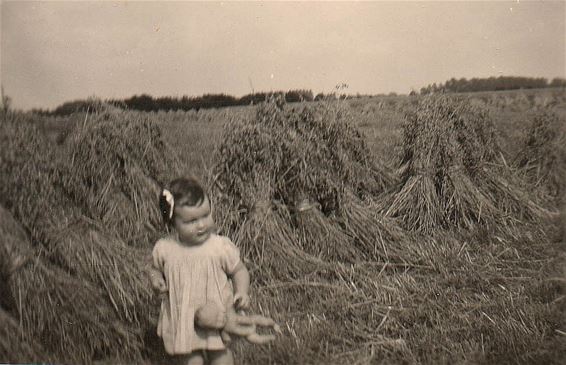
[{"left": 1, "top": 0, "right": 564, "bottom": 110}]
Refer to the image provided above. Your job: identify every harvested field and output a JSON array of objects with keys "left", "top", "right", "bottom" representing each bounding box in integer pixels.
[{"left": 1, "top": 89, "right": 565, "bottom": 364}]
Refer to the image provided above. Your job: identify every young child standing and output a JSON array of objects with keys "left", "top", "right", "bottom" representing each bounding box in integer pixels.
[{"left": 149, "top": 177, "right": 250, "bottom": 365}]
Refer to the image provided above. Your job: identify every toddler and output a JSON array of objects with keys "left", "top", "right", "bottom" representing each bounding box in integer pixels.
[{"left": 149, "top": 177, "right": 250, "bottom": 365}]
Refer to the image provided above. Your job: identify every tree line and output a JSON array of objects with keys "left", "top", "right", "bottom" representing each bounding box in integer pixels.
[
  {"left": 32, "top": 76, "right": 566, "bottom": 116},
  {"left": 419, "top": 76, "right": 566, "bottom": 95},
  {"left": 35, "top": 89, "right": 323, "bottom": 116}
]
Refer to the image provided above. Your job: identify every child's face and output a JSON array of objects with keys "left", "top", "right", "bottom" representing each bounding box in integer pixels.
[{"left": 173, "top": 196, "right": 215, "bottom": 245}]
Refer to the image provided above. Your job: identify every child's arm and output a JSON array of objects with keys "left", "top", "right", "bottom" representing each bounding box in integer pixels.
[
  {"left": 231, "top": 262, "right": 250, "bottom": 310},
  {"left": 148, "top": 244, "right": 168, "bottom": 296}
]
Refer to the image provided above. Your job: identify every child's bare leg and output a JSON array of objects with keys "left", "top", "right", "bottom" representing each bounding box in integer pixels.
[
  {"left": 208, "top": 349, "right": 234, "bottom": 365},
  {"left": 177, "top": 351, "right": 205, "bottom": 365}
]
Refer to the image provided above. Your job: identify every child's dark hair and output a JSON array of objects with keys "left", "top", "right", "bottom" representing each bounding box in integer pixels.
[{"left": 159, "top": 176, "right": 207, "bottom": 225}]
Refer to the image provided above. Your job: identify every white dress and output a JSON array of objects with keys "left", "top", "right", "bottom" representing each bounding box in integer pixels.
[{"left": 152, "top": 233, "right": 240, "bottom": 354}]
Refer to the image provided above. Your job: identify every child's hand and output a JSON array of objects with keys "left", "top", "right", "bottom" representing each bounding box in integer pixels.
[
  {"left": 150, "top": 275, "right": 168, "bottom": 298},
  {"left": 234, "top": 293, "right": 250, "bottom": 310}
]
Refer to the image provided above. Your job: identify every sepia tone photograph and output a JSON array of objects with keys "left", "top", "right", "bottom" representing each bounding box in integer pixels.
[{"left": 1, "top": 1, "right": 565, "bottom": 364}]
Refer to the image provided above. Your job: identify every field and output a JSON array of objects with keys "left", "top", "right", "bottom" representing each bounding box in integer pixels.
[{"left": 1, "top": 88, "right": 566, "bottom": 365}]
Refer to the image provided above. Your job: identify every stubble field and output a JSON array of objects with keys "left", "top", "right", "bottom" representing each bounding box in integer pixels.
[{"left": 1, "top": 88, "right": 565, "bottom": 365}]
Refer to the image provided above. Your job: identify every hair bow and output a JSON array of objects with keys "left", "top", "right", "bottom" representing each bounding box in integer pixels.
[{"left": 162, "top": 189, "right": 174, "bottom": 219}]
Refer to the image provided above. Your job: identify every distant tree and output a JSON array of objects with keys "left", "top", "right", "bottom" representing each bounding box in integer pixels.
[
  {"left": 51, "top": 100, "right": 90, "bottom": 115},
  {"left": 239, "top": 92, "right": 269, "bottom": 105},
  {"left": 422, "top": 76, "right": 554, "bottom": 94},
  {"left": 284, "top": 90, "right": 301, "bottom": 103},
  {"left": 314, "top": 93, "right": 325, "bottom": 101},
  {"left": 124, "top": 94, "right": 155, "bottom": 111},
  {"left": 284, "top": 89, "right": 314, "bottom": 103},
  {"left": 48, "top": 88, "right": 320, "bottom": 114},
  {"left": 550, "top": 78, "right": 566, "bottom": 88}
]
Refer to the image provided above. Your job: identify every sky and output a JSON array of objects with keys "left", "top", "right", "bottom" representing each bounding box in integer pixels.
[{"left": 1, "top": 0, "right": 564, "bottom": 111}]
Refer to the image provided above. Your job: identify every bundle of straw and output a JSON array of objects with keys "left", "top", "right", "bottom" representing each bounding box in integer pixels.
[
  {"left": 213, "top": 96, "right": 396, "bottom": 220},
  {"left": 0, "top": 119, "right": 154, "bottom": 321},
  {"left": 268, "top": 134, "right": 364, "bottom": 263},
  {"left": 338, "top": 190, "right": 406, "bottom": 262},
  {"left": 233, "top": 173, "right": 328, "bottom": 284},
  {"left": 387, "top": 95, "right": 546, "bottom": 234},
  {"left": 206, "top": 186, "right": 242, "bottom": 239},
  {"left": 63, "top": 110, "right": 179, "bottom": 246},
  {"left": 1, "top": 205, "right": 142, "bottom": 364},
  {"left": 45, "top": 216, "right": 152, "bottom": 323},
  {"left": 0, "top": 308, "right": 51, "bottom": 363},
  {"left": 474, "top": 164, "right": 551, "bottom": 231},
  {"left": 212, "top": 105, "right": 285, "bottom": 206},
  {"left": 291, "top": 197, "right": 362, "bottom": 263},
  {"left": 441, "top": 165, "right": 497, "bottom": 230},
  {"left": 437, "top": 121, "right": 499, "bottom": 230},
  {"left": 283, "top": 99, "right": 396, "bottom": 203},
  {"left": 458, "top": 103, "right": 500, "bottom": 167},
  {"left": 0, "top": 117, "right": 151, "bottom": 362},
  {"left": 385, "top": 172, "right": 443, "bottom": 233},
  {"left": 0, "top": 206, "right": 31, "bottom": 313},
  {"left": 10, "top": 256, "right": 143, "bottom": 363},
  {"left": 514, "top": 109, "right": 566, "bottom": 200},
  {"left": 272, "top": 112, "right": 345, "bottom": 215},
  {"left": 212, "top": 104, "right": 334, "bottom": 279},
  {"left": 0, "top": 114, "right": 82, "bottom": 243}
]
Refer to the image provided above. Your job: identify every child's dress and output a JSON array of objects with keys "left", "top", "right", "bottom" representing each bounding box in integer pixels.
[{"left": 152, "top": 233, "right": 241, "bottom": 354}]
